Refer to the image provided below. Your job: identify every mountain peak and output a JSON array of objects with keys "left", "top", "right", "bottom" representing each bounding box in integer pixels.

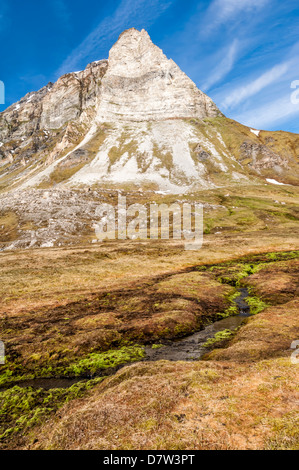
[
  {"left": 0, "top": 28, "right": 297, "bottom": 199},
  {"left": 107, "top": 27, "right": 164, "bottom": 79},
  {"left": 95, "top": 28, "right": 220, "bottom": 122},
  {"left": 117, "top": 27, "right": 149, "bottom": 39}
]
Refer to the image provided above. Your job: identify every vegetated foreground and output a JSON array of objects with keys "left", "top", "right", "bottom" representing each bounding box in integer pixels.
[{"left": 0, "top": 186, "right": 299, "bottom": 450}]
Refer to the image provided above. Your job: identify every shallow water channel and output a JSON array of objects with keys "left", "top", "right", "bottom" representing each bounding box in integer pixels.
[
  {"left": 145, "top": 287, "right": 251, "bottom": 362},
  {"left": 12, "top": 288, "right": 251, "bottom": 391}
]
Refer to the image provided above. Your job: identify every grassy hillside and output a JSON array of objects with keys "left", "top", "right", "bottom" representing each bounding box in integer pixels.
[{"left": 0, "top": 187, "right": 298, "bottom": 449}]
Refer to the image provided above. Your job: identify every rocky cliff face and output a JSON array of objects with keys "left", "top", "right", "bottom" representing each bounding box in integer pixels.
[
  {"left": 0, "top": 60, "right": 108, "bottom": 188},
  {"left": 0, "top": 27, "right": 298, "bottom": 195},
  {"left": 95, "top": 28, "right": 219, "bottom": 122}
]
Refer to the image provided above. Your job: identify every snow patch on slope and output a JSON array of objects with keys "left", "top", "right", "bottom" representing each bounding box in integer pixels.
[{"left": 266, "top": 178, "right": 286, "bottom": 185}]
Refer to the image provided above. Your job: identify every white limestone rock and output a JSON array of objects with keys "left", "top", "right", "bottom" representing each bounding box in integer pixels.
[{"left": 96, "top": 28, "right": 220, "bottom": 122}]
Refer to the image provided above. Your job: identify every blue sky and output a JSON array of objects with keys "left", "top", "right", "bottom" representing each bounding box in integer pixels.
[{"left": 0, "top": 0, "right": 299, "bottom": 132}]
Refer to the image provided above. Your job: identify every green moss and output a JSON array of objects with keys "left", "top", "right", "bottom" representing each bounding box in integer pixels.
[
  {"left": 216, "top": 263, "right": 265, "bottom": 286},
  {"left": 173, "top": 323, "right": 194, "bottom": 336},
  {"left": 246, "top": 295, "right": 269, "bottom": 315},
  {"left": 203, "top": 251, "right": 299, "bottom": 283},
  {"left": 0, "top": 378, "right": 103, "bottom": 444},
  {"left": 0, "top": 345, "right": 145, "bottom": 389},
  {"left": 266, "top": 250, "right": 299, "bottom": 262},
  {"left": 151, "top": 344, "right": 164, "bottom": 350},
  {"left": 64, "top": 344, "right": 145, "bottom": 376},
  {"left": 0, "top": 369, "right": 34, "bottom": 389},
  {"left": 203, "top": 329, "right": 234, "bottom": 348},
  {"left": 218, "top": 291, "right": 239, "bottom": 318}
]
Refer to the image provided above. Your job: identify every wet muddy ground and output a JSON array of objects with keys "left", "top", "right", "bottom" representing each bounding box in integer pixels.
[
  {"left": 11, "top": 288, "right": 251, "bottom": 391},
  {"left": 145, "top": 288, "right": 251, "bottom": 362}
]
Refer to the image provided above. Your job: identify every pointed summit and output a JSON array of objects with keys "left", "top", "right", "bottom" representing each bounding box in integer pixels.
[
  {"left": 1, "top": 27, "right": 297, "bottom": 200},
  {"left": 96, "top": 28, "right": 221, "bottom": 122},
  {"left": 108, "top": 28, "right": 168, "bottom": 77}
]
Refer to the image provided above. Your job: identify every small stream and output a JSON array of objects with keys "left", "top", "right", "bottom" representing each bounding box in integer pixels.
[
  {"left": 145, "top": 288, "right": 251, "bottom": 362},
  {"left": 8, "top": 288, "right": 251, "bottom": 391}
]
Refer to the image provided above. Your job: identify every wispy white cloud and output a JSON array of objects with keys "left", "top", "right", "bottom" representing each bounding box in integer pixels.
[
  {"left": 235, "top": 92, "right": 299, "bottom": 129},
  {"left": 57, "top": 0, "right": 172, "bottom": 76},
  {"left": 184, "top": 0, "right": 273, "bottom": 94},
  {"left": 221, "top": 61, "right": 291, "bottom": 109},
  {"left": 203, "top": 0, "right": 270, "bottom": 34},
  {"left": 202, "top": 39, "right": 239, "bottom": 91}
]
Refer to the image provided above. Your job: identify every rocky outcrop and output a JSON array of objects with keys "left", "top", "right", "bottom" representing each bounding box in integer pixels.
[
  {"left": 0, "top": 60, "right": 107, "bottom": 137},
  {"left": 40, "top": 60, "right": 108, "bottom": 130},
  {"left": 240, "top": 141, "right": 288, "bottom": 171},
  {"left": 95, "top": 28, "right": 220, "bottom": 122},
  {"left": 0, "top": 188, "right": 105, "bottom": 250},
  {"left": 0, "top": 187, "right": 225, "bottom": 251},
  {"left": 0, "top": 60, "right": 108, "bottom": 179}
]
